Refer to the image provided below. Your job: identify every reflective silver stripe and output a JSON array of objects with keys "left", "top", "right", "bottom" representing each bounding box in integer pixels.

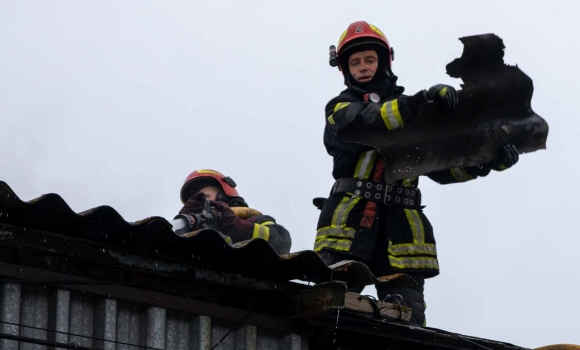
[
  {"left": 388, "top": 255, "right": 439, "bottom": 270},
  {"left": 355, "top": 150, "right": 376, "bottom": 179},
  {"left": 450, "top": 168, "right": 473, "bottom": 182},
  {"left": 404, "top": 209, "right": 424, "bottom": 244},
  {"left": 316, "top": 227, "right": 356, "bottom": 239},
  {"left": 388, "top": 241, "right": 437, "bottom": 256}
]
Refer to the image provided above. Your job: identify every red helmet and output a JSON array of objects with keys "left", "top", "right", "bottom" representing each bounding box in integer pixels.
[
  {"left": 180, "top": 169, "right": 240, "bottom": 204},
  {"left": 333, "top": 21, "right": 394, "bottom": 77}
]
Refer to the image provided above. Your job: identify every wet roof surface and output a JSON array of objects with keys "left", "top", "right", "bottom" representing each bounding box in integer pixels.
[
  {"left": 0, "top": 181, "right": 535, "bottom": 349},
  {"left": 0, "top": 181, "right": 414, "bottom": 288}
]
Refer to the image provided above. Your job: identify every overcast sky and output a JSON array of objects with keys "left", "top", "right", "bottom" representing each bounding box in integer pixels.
[{"left": 1, "top": 0, "right": 578, "bottom": 347}]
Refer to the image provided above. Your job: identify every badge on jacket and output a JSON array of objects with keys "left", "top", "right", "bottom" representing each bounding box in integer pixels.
[{"left": 369, "top": 92, "right": 380, "bottom": 103}]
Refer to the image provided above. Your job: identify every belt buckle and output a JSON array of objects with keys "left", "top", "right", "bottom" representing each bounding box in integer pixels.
[{"left": 383, "top": 184, "right": 393, "bottom": 205}]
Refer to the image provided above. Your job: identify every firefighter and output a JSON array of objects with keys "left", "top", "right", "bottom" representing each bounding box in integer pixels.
[
  {"left": 316, "top": 21, "right": 519, "bottom": 325},
  {"left": 179, "top": 169, "right": 291, "bottom": 255}
]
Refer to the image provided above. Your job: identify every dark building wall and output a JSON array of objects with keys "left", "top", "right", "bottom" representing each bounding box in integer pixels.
[{"left": 0, "top": 282, "right": 308, "bottom": 350}]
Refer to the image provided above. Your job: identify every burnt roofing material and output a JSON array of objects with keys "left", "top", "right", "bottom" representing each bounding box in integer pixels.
[
  {"left": 0, "top": 181, "right": 414, "bottom": 289},
  {"left": 337, "top": 33, "right": 548, "bottom": 183}
]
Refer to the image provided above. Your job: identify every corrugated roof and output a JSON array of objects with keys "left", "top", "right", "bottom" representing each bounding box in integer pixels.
[
  {"left": 0, "top": 181, "right": 537, "bottom": 350},
  {"left": 0, "top": 181, "right": 414, "bottom": 289}
]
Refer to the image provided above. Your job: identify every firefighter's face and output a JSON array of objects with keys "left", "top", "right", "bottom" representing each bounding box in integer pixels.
[
  {"left": 348, "top": 50, "right": 378, "bottom": 83},
  {"left": 198, "top": 186, "right": 220, "bottom": 201}
]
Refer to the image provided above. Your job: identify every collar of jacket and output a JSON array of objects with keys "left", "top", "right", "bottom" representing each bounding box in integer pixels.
[{"left": 344, "top": 75, "right": 405, "bottom": 100}]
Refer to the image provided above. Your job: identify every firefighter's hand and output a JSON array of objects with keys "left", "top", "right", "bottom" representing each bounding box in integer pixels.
[
  {"left": 488, "top": 144, "right": 519, "bottom": 171},
  {"left": 209, "top": 200, "right": 254, "bottom": 240},
  {"left": 207, "top": 200, "right": 235, "bottom": 232},
  {"left": 179, "top": 192, "right": 207, "bottom": 214},
  {"left": 426, "top": 84, "right": 458, "bottom": 112}
]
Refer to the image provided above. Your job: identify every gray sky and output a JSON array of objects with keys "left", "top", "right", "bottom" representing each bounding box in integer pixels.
[{"left": 1, "top": 0, "right": 578, "bottom": 347}]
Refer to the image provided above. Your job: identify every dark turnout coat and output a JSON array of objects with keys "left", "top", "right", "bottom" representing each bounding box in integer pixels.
[
  {"left": 244, "top": 214, "right": 292, "bottom": 255},
  {"left": 180, "top": 196, "right": 291, "bottom": 255},
  {"left": 315, "top": 81, "right": 491, "bottom": 278}
]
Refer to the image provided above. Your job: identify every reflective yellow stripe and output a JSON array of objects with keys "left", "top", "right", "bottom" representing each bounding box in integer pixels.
[
  {"left": 322, "top": 146, "right": 376, "bottom": 254},
  {"left": 225, "top": 236, "right": 233, "bottom": 244},
  {"left": 197, "top": 169, "right": 221, "bottom": 175},
  {"left": 380, "top": 100, "right": 404, "bottom": 130},
  {"left": 316, "top": 227, "right": 356, "bottom": 240},
  {"left": 438, "top": 86, "right": 448, "bottom": 98},
  {"left": 499, "top": 165, "right": 508, "bottom": 171},
  {"left": 314, "top": 237, "right": 352, "bottom": 252},
  {"left": 331, "top": 196, "right": 361, "bottom": 227},
  {"left": 369, "top": 24, "right": 386, "bottom": 39},
  {"left": 331, "top": 196, "right": 350, "bottom": 226},
  {"left": 404, "top": 209, "right": 424, "bottom": 244},
  {"left": 354, "top": 150, "right": 377, "bottom": 179},
  {"left": 259, "top": 221, "right": 275, "bottom": 226},
  {"left": 338, "top": 29, "right": 348, "bottom": 46},
  {"left": 334, "top": 102, "right": 351, "bottom": 112},
  {"left": 401, "top": 177, "right": 416, "bottom": 187},
  {"left": 388, "top": 241, "right": 437, "bottom": 256},
  {"left": 328, "top": 103, "right": 350, "bottom": 125},
  {"left": 321, "top": 196, "right": 359, "bottom": 253},
  {"left": 252, "top": 224, "right": 270, "bottom": 241},
  {"left": 450, "top": 168, "right": 473, "bottom": 182},
  {"left": 388, "top": 255, "right": 439, "bottom": 270}
]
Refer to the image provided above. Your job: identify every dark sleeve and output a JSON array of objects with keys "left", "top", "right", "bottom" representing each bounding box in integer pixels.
[
  {"left": 426, "top": 164, "right": 492, "bottom": 184},
  {"left": 246, "top": 215, "right": 292, "bottom": 255},
  {"left": 326, "top": 91, "right": 428, "bottom": 133}
]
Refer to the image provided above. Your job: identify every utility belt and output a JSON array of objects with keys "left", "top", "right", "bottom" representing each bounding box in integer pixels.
[{"left": 331, "top": 178, "right": 421, "bottom": 209}]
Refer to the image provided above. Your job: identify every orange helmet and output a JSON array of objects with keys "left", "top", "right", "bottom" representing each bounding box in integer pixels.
[
  {"left": 331, "top": 21, "right": 394, "bottom": 80},
  {"left": 180, "top": 169, "right": 240, "bottom": 204}
]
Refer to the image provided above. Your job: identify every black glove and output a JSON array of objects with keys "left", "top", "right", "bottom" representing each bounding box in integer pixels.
[
  {"left": 180, "top": 192, "right": 208, "bottom": 214},
  {"left": 209, "top": 200, "right": 254, "bottom": 241},
  {"left": 488, "top": 144, "right": 519, "bottom": 171},
  {"left": 425, "top": 84, "right": 459, "bottom": 112},
  {"left": 178, "top": 193, "right": 221, "bottom": 230},
  {"left": 178, "top": 193, "right": 254, "bottom": 240}
]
